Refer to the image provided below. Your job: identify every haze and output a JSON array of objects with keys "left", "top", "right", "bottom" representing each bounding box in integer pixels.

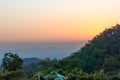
[{"left": 0, "top": 41, "right": 86, "bottom": 59}]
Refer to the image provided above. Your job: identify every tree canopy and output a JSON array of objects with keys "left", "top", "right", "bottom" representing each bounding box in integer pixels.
[{"left": 2, "top": 52, "right": 23, "bottom": 71}]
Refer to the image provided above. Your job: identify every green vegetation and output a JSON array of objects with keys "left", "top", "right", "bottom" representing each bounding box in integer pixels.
[
  {"left": 0, "top": 53, "right": 25, "bottom": 80},
  {"left": 1, "top": 24, "right": 120, "bottom": 80}
]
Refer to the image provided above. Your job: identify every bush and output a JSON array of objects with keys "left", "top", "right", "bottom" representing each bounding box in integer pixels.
[{"left": 0, "top": 70, "right": 25, "bottom": 80}]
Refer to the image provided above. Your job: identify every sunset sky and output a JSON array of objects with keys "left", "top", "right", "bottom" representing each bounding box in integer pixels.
[{"left": 0, "top": 0, "right": 120, "bottom": 43}]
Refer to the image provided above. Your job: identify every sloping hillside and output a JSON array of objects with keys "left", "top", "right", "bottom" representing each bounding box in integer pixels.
[{"left": 63, "top": 24, "right": 120, "bottom": 74}]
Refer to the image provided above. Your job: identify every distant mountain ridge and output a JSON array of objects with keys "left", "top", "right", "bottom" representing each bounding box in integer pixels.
[
  {"left": 0, "top": 57, "right": 40, "bottom": 66},
  {"left": 23, "top": 57, "right": 40, "bottom": 66}
]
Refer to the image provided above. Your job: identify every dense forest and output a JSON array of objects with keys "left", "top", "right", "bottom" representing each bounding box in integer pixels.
[{"left": 1, "top": 24, "right": 120, "bottom": 80}]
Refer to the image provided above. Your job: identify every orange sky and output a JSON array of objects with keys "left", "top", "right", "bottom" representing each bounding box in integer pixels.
[{"left": 0, "top": 0, "right": 120, "bottom": 43}]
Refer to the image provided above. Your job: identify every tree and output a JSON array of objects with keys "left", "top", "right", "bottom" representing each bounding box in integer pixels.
[
  {"left": 2, "top": 52, "right": 23, "bottom": 71},
  {"left": 1, "top": 53, "right": 25, "bottom": 80}
]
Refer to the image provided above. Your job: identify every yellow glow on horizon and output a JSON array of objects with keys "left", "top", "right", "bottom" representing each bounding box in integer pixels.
[{"left": 0, "top": 0, "right": 120, "bottom": 42}]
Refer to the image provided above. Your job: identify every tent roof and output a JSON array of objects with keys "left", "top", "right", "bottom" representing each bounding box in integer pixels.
[{"left": 45, "top": 71, "right": 64, "bottom": 78}]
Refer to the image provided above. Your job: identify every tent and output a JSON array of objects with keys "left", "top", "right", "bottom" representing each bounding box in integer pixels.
[{"left": 45, "top": 71, "right": 64, "bottom": 80}]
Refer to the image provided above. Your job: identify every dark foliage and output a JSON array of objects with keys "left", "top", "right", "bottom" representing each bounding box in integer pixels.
[{"left": 2, "top": 53, "right": 23, "bottom": 71}]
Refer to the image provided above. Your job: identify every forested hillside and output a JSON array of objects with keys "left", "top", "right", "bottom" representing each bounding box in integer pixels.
[{"left": 62, "top": 24, "right": 120, "bottom": 75}]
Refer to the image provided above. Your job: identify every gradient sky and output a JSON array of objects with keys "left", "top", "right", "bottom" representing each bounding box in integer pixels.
[{"left": 0, "top": 0, "right": 120, "bottom": 43}]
